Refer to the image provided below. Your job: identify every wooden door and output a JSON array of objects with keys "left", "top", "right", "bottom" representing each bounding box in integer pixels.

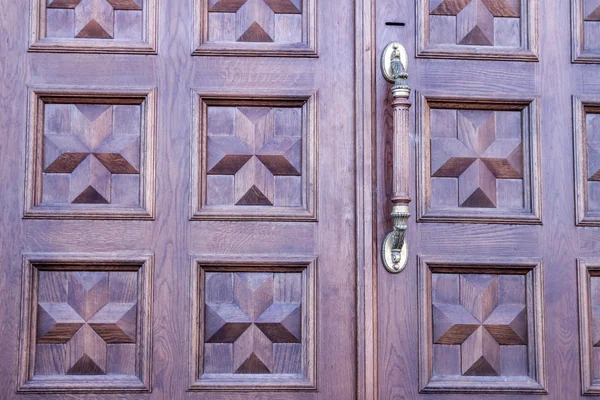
[
  {"left": 376, "top": 0, "right": 600, "bottom": 398},
  {"left": 0, "top": 0, "right": 358, "bottom": 398}
]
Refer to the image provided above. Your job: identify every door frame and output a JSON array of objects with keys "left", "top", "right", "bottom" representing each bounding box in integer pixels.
[{"left": 355, "top": 0, "right": 378, "bottom": 398}]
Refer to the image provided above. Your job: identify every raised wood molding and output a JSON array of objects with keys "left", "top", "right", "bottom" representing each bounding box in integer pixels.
[
  {"left": 418, "top": 256, "right": 547, "bottom": 394},
  {"left": 355, "top": 0, "right": 376, "bottom": 396},
  {"left": 574, "top": 96, "right": 600, "bottom": 225},
  {"left": 578, "top": 259, "right": 600, "bottom": 395},
  {"left": 416, "top": 0, "right": 539, "bottom": 61},
  {"left": 192, "top": 0, "right": 317, "bottom": 57},
  {"left": 572, "top": 0, "right": 600, "bottom": 63},
  {"left": 416, "top": 94, "right": 542, "bottom": 224},
  {"left": 189, "top": 255, "right": 316, "bottom": 391},
  {"left": 17, "top": 252, "right": 153, "bottom": 393},
  {"left": 29, "top": 0, "right": 158, "bottom": 54},
  {"left": 24, "top": 87, "right": 157, "bottom": 220},
  {"left": 191, "top": 90, "right": 317, "bottom": 222}
]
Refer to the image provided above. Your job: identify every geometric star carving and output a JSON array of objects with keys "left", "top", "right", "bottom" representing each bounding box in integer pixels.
[
  {"left": 433, "top": 275, "right": 527, "bottom": 376},
  {"left": 430, "top": 0, "right": 520, "bottom": 45},
  {"left": 36, "top": 272, "right": 137, "bottom": 375},
  {"left": 204, "top": 273, "right": 301, "bottom": 374},
  {"left": 431, "top": 110, "right": 523, "bottom": 208},
  {"left": 587, "top": 114, "right": 600, "bottom": 181},
  {"left": 209, "top": 0, "right": 302, "bottom": 42},
  {"left": 47, "top": 0, "right": 143, "bottom": 39},
  {"left": 207, "top": 107, "right": 301, "bottom": 206},
  {"left": 585, "top": 0, "right": 600, "bottom": 21},
  {"left": 43, "top": 104, "right": 140, "bottom": 204}
]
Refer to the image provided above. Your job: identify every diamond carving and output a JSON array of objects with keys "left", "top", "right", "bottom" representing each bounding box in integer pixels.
[
  {"left": 26, "top": 91, "right": 157, "bottom": 219},
  {"left": 208, "top": 0, "right": 301, "bottom": 43},
  {"left": 430, "top": 0, "right": 520, "bottom": 46},
  {"left": 432, "top": 274, "right": 527, "bottom": 377},
  {"left": 47, "top": 0, "right": 143, "bottom": 39},
  {"left": 585, "top": 0, "right": 600, "bottom": 21},
  {"left": 431, "top": 110, "right": 523, "bottom": 208},
  {"left": 204, "top": 272, "right": 301, "bottom": 374},
  {"left": 35, "top": 272, "right": 137, "bottom": 375},
  {"left": 43, "top": 104, "right": 140, "bottom": 205},
  {"left": 206, "top": 106, "right": 302, "bottom": 207},
  {"left": 421, "top": 259, "right": 545, "bottom": 393}
]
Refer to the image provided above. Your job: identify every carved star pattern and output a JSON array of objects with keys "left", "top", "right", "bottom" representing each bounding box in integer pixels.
[
  {"left": 204, "top": 273, "right": 301, "bottom": 374},
  {"left": 585, "top": 0, "right": 600, "bottom": 21},
  {"left": 208, "top": 0, "right": 302, "bottom": 42},
  {"left": 47, "top": 0, "right": 143, "bottom": 39},
  {"left": 430, "top": 0, "right": 520, "bottom": 45},
  {"left": 587, "top": 113, "right": 600, "bottom": 182},
  {"left": 431, "top": 110, "right": 523, "bottom": 208},
  {"left": 207, "top": 107, "right": 302, "bottom": 206},
  {"left": 36, "top": 272, "right": 137, "bottom": 375},
  {"left": 432, "top": 275, "right": 527, "bottom": 376},
  {"left": 43, "top": 104, "right": 140, "bottom": 204}
]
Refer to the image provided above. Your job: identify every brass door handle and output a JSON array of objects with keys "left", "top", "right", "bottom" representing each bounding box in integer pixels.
[{"left": 381, "top": 42, "right": 411, "bottom": 274}]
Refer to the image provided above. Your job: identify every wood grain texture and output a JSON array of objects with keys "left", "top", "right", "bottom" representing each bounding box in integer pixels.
[
  {"left": 24, "top": 88, "right": 156, "bottom": 220},
  {"left": 418, "top": 0, "right": 538, "bottom": 60},
  {"left": 189, "top": 256, "right": 316, "bottom": 390},
  {"left": 418, "top": 256, "right": 546, "bottom": 393},
  {"left": 29, "top": 0, "right": 157, "bottom": 53},
  {"left": 193, "top": 0, "right": 316, "bottom": 56},
  {"left": 5, "top": 0, "right": 359, "bottom": 397},
  {"left": 17, "top": 253, "right": 153, "bottom": 392},
  {"left": 417, "top": 95, "right": 541, "bottom": 224}
]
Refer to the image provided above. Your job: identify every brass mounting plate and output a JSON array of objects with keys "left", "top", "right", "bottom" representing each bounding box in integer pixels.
[
  {"left": 380, "top": 42, "right": 408, "bottom": 84},
  {"left": 382, "top": 232, "right": 408, "bottom": 274}
]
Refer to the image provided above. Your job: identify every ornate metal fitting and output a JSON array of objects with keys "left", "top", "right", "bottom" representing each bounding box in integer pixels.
[
  {"left": 381, "top": 42, "right": 410, "bottom": 98},
  {"left": 382, "top": 205, "right": 410, "bottom": 274}
]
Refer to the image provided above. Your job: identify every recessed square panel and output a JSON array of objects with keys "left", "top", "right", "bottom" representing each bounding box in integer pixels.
[
  {"left": 190, "top": 256, "right": 316, "bottom": 390},
  {"left": 578, "top": 260, "right": 600, "bottom": 394},
  {"left": 417, "top": 95, "right": 541, "bottom": 224},
  {"left": 192, "top": 93, "right": 317, "bottom": 221},
  {"left": 30, "top": 0, "right": 157, "bottom": 53},
  {"left": 25, "top": 89, "right": 156, "bottom": 220},
  {"left": 193, "top": 0, "right": 316, "bottom": 57},
  {"left": 573, "top": 0, "right": 600, "bottom": 62},
  {"left": 417, "top": 0, "right": 538, "bottom": 60},
  {"left": 18, "top": 253, "right": 152, "bottom": 392},
  {"left": 418, "top": 256, "right": 546, "bottom": 393},
  {"left": 574, "top": 98, "right": 600, "bottom": 225}
]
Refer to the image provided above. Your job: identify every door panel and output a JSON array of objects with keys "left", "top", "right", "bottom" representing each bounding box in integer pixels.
[
  {"left": 0, "top": 0, "right": 358, "bottom": 398},
  {"left": 376, "top": 0, "right": 588, "bottom": 398}
]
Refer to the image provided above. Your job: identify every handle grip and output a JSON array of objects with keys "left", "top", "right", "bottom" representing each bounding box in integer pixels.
[{"left": 381, "top": 42, "right": 411, "bottom": 274}]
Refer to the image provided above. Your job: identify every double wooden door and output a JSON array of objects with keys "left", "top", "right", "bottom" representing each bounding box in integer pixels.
[
  {"left": 0, "top": 0, "right": 357, "bottom": 399},
  {"left": 376, "top": 0, "right": 600, "bottom": 399}
]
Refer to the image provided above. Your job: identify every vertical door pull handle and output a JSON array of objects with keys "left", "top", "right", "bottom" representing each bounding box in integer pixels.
[{"left": 380, "top": 42, "right": 411, "bottom": 274}]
